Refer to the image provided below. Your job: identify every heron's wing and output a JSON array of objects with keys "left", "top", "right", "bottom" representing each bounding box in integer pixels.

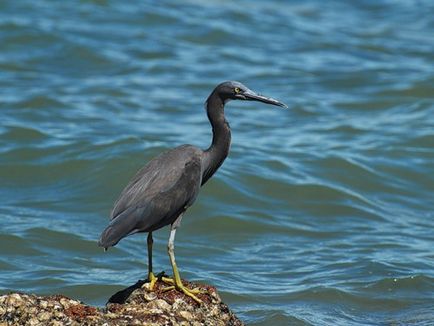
[
  {"left": 110, "top": 145, "right": 202, "bottom": 220},
  {"left": 99, "top": 145, "right": 203, "bottom": 248}
]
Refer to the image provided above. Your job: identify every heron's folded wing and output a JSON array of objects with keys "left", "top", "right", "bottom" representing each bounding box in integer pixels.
[
  {"left": 98, "top": 205, "right": 152, "bottom": 248},
  {"left": 110, "top": 145, "right": 202, "bottom": 220}
]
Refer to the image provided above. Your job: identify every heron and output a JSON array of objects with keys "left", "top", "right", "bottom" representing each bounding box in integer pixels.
[{"left": 98, "top": 81, "right": 287, "bottom": 303}]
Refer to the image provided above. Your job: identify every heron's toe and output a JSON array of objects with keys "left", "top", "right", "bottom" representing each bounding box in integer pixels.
[
  {"left": 161, "top": 276, "right": 175, "bottom": 285},
  {"left": 146, "top": 272, "right": 158, "bottom": 290},
  {"left": 178, "top": 285, "right": 203, "bottom": 304},
  {"left": 161, "top": 284, "right": 203, "bottom": 303},
  {"left": 161, "top": 285, "right": 175, "bottom": 292},
  {"left": 185, "top": 287, "right": 202, "bottom": 294}
]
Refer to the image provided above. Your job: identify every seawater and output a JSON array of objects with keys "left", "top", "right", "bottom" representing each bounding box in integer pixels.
[{"left": 0, "top": 1, "right": 433, "bottom": 325}]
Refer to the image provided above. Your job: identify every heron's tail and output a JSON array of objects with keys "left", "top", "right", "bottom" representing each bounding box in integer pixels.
[{"left": 98, "top": 208, "right": 142, "bottom": 249}]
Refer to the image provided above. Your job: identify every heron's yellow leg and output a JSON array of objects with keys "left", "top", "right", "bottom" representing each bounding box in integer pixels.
[
  {"left": 166, "top": 227, "right": 202, "bottom": 303},
  {"left": 144, "top": 232, "right": 179, "bottom": 289}
]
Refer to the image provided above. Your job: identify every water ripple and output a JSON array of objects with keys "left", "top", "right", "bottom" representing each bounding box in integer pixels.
[{"left": 1, "top": 1, "right": 433, "bottom": 325}]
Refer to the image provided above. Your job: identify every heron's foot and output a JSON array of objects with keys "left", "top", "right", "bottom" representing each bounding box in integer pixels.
[
  {"left": 161, "top": 276, "right": 202, "bottom": 295},
  {"left": 142, "top": 271, "right": 167, "bottom": 290},
  {"left": 161, "top": 275, "right": 201, "bottom": 290},
  {"left": 148, "top": 272, "right": 158, "bottom": 290},
  {"left": 162, "top": 282, "right": 202, "bottom": 303},
  {"left": 162, "top": 285, "right": 202, "bottom": 295}
]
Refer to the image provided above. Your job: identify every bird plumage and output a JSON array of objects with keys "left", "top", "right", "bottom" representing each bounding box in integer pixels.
[{"left": 99, "top": 145, "right": 203, "bottom": 248}]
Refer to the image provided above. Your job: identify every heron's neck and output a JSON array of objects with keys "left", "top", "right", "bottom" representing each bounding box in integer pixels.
[{"left": 202, "top": 94, "right": 231, "bottom": 185}]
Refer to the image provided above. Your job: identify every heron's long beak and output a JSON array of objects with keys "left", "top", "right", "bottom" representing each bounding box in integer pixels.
[{"left": 243, "top": 89, "right": 288, "bottom": 108}]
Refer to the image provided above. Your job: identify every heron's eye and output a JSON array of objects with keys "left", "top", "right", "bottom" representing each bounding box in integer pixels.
[{"left": 234, "top": 87, "right": 241, "bottom": 94}]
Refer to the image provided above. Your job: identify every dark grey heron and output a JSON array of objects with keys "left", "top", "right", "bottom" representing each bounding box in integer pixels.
[{"left": 99, "top": 81, "right": 286, "bottom": 303}]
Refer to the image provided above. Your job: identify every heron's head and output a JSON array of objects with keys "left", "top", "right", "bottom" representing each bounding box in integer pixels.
[{"left": 214, "top": 81, "right": 287, "bottom": 108}]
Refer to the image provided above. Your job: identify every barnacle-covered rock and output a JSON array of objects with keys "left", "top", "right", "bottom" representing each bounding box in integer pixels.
[{"left": 0, "top": 278, "right": 243, "bottom": 325}]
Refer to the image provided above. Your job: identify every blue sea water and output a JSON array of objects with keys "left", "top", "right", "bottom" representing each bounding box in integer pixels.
[{"left": 0, "top": 1, "right": 433, "bottom": 325}]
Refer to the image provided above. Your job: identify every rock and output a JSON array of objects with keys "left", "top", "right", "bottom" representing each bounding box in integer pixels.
[
  {"left": 179, "top": 310, "right": 193, "bottom": 320},
  {"left": 0, "top": 279, "right": 244, "bottom": 325}
]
